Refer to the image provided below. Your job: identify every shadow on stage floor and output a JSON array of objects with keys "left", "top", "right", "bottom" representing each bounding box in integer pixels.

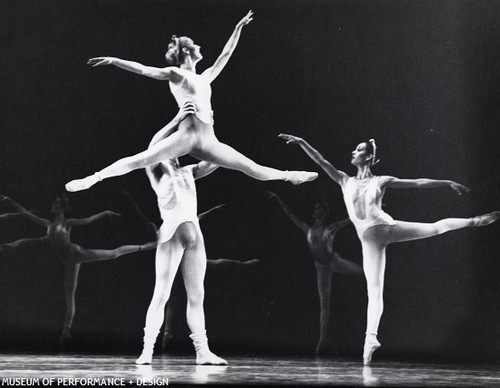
[{"left": 1, "top": 352, "right": 500, "bottom": 387}]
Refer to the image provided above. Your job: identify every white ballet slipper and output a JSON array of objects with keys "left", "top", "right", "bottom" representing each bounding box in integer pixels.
[
  {"left": 285, "top": 171, "right": 319, "bottom": 185},
  {"left": 65, "top": 173, "right": 101, "bottom": 192},
  {"left": 472, "top": 211, "right": 500, "bottom": 228}
]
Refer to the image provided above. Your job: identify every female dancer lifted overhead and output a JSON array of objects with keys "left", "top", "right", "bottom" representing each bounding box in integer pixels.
[
  {"left": 65, "top": 11, "right": 317, "bottom": 192},
  {"left": 279, "top": 133, "right": 500, "bottom": 365}
]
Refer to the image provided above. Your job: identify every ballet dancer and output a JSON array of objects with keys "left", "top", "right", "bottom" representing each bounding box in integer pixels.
[
  {"left": 0, "top": 194, "right": 157, "bottom": 348},
  {"left": 279, "top": 133, "right": 500, "bottom": 365},
  {"left": 267, "top": 191, "right": 362, "bottom": 355},
  {"left": 122, "top": 187, "right": 259, "bottom": 352},
  {"left": 65, "top": 10, "right": 317, "bottom": 193},
  {"left": 132, "top": 99, "right": 228, "bottom": 366}
]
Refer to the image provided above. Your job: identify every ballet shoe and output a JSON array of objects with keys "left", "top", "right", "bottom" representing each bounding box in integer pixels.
[
  {"left": 135, "top": 351, "right": 153, "bottom": 365},
  {"left": 285, "top": 171, "right": 319, "bottom": 185},
  {"left": 472, "top": 211, "right": 500, "bottom": 228},
  {"left": 242, "top": 259, "right": 260, "bottom": 266},
  {"left": 195, "top": 351, "right": 228, "bottom": 366},
  {"left": 58, "top": 332, "right": 72, "bottom": 351},
  {"left": 363, "top": 339, "right": 381, "bottom": 366},
  {"left": 65, "top": 174, "right": 100, "bottom": 192}
]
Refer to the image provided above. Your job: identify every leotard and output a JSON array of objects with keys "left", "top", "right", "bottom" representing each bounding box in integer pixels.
[{"left": 342, "top": 176, "right": 395, "bottom": 239}]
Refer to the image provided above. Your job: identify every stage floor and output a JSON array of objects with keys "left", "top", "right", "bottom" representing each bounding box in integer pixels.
[{"left": 1, "top": 353, "right": 500, "bottom": 386}]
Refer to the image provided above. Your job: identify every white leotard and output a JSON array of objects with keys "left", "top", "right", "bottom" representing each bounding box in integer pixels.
[
  {"left": 342, "top": 176, "right": 395, "bottom": 239},
  {"left": 150, "top": 163, "right": 202, "bottom": 244},
  {"left": 169, "top": 69, "right": 213, "bottom": 125}
]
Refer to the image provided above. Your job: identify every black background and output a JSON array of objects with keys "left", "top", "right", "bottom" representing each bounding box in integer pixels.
[{"left": 0, "top": 0, "right": 499, "bottom": 362}]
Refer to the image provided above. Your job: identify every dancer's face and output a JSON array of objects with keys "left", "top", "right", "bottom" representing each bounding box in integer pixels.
[
  {"left": 351, "top": 142, "right": 372, "bottom": 167},
  {"left": 51, "top": 198, "right": 65, "bottom": 217}
]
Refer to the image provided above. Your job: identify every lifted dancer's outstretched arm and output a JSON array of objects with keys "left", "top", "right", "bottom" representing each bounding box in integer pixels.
[{"left": 65, "top": 12, "right": 318, "bottom": 193}]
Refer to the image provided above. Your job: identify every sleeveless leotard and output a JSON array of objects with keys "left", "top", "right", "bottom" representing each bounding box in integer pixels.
[
  {"left": 169, "top": 69, "right": 213, "bottom": 125},
  {"left": 150, "top": 163, "right": 202, "bottom": 243},
  {"left": 342, "top": 176, "right": 395, "bottom": 239}
]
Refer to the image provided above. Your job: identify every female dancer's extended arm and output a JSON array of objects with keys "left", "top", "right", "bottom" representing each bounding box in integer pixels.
[
  {"left": 266, "top": 191, "right": 310, "bottom": 234},
  {"left": 68, "top": 211, "right": 121, "bottom": 227},
  {"left": 86, "top": 57, "right": 183, "bottom": 83},
  {"left": 380, "top": 176, "right": 469, "bottom": 195},
  {"left": 279, "top": 134, "right": 349, "bottom": 186},
  {"left": 205, "top": 10, "right": 253, "bottom": 82},
  {"left": 328, "top": 217, "right": 351, "bottom": 233},
  {"left": 0, "top": 195, "right": 50, "bottom": 227}
]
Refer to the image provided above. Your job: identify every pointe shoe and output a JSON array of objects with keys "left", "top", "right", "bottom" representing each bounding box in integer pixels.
[
  {"left": 196, "top": 351, "right": 228, "bottom": 366},
  {"left": 363, "top": 340, "right": 381, "bottom": 366},
  {"left": 65, "top": 174, "right": 100, "bottom": 192},
  {"left": 472, "top": 211, "right": 500, "bottom": 227},
  {"left": 285, "top": 171, "right": 319, "bottom": 185}
]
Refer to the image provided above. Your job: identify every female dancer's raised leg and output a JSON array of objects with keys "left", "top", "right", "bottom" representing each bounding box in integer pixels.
[
  {"left": 66, "top": 132, "right": 317, "bottom": 192},
  {"left": 180, "top": 228, "right": 226, "bottom": 365},
  {"left": 192, "top": 141, "right": 318, "bottom": 185},
  {"left": 0, "top": 237, "right": 47, "bottom": 251},
  {"left": 361, "top": 211, "right": 500, "bottom": 364},
  {"left": 73, "top": 242, "right": 157, "bottom": 264}
]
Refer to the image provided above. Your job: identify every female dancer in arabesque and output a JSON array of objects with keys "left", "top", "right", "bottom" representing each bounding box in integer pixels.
[
  {"left": 65, "top": 11, "right": 317, "bottom": 193},
  {"left": 267, "top": 191, "right": 362, "bottom": 355},
  {"left": 279, "top": 133, "right": 500, "bottom": 365},
  {"left": 0, "top": 195, "right": 156, "bottom": 348}
]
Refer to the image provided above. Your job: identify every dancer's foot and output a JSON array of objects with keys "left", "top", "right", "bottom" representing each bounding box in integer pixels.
[
  {"left": 285, "top": 171, "right": 318, "bottom": 185},
  {"left": 241, "top": 259, "right": 260, "bottom": 266},
  {"left": 472, "top": 211, "right": 500, "bottom": 227},
  {"left": 58, "top": 332, "right": 72, "bottom": 351},
  {"left": 363, "top": 339, "right": 381, "bottom": 366},
  {"left": 135, "top": 351, "right": 153, "bottom": 365},
  {"left": 196, "top": 351, "right": 228, "bottom": 366},
  {"left": 65, "top": 174, "right": 100, "bottom": 192},
  {"left": 315, "top": 338, "right": 327, "bottom": 356}
]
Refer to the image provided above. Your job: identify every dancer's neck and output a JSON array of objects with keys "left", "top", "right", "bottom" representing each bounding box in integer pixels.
[{"left": 355, "top": 166, "right": 373, "bottom": 180}]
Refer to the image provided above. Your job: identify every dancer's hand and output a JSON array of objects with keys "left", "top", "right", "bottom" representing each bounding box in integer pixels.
[
  {"left": 237, "top": 10, "right": 253, "bottom": 27},
  {"left": 175, "top": 101, "right": 197, "bottom": 122},
  {"left": 279, "top": 133, "right": 303, "bottom": 145},
  {"left": 87, "top": 57, "right": 115, "bottom": 67},
  {"left": 0, "top": 195, "right": 10, "bottom": 202},
  {"left": 265, "top": 190, "right": 279, "bottom": 200},
  {"left": 449, "top": 181, "right": 470, "bottom": 196}
]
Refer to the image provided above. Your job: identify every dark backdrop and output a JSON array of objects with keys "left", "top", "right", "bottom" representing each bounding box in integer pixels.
[{"left": 0, "top": 0, "right": 499, "bottom": 362}]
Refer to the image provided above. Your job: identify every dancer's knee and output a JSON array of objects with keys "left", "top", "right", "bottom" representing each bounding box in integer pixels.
[{"left": 176, "top": 222, "right": 198, "bottom": 249}]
